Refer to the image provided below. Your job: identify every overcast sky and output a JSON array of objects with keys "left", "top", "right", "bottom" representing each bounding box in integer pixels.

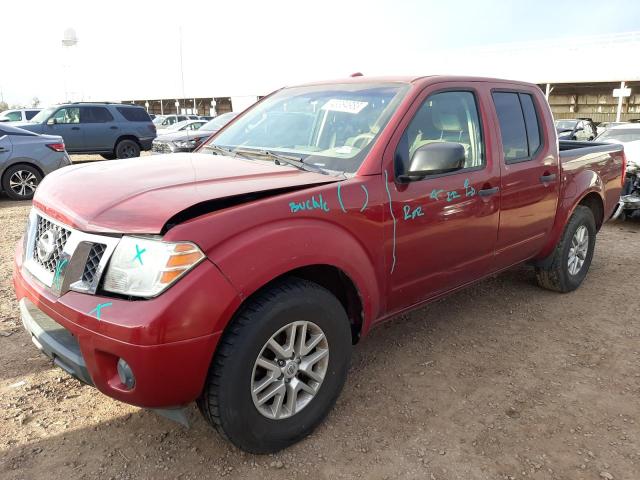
[{"left": 2, "top": 0, "right": 640, "bottom": 107}]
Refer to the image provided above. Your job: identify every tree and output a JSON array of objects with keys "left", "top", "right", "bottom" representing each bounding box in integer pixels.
[
  {"left": 0, "top": 101, "right": 7, "bottom": 112},
  {"left": 32, "top": 97, "right": 40, "bottom": 108}
]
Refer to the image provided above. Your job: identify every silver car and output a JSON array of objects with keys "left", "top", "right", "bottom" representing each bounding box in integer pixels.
[{"left": 0, "top": 124, "right": 71, "bottom": 200}]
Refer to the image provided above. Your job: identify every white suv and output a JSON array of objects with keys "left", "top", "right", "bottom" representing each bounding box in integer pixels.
[{"left": 0, "top": 109, "right": 42, "bottom": 123}]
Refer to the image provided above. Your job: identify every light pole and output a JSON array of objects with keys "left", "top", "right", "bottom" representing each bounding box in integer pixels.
[
  {"left": 211, "top": 99, "right": 217, "bottom": 116},
  {"left": 61, "top": 28, "right": 78, "bottom": 102},
  {"left": 175, "top": 100, "right": 180, "bottom": 114},
  {"left": 144, "top": 101, "right": 150, "bottom": 112}
]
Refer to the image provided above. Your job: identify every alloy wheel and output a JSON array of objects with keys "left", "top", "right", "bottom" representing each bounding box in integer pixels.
[
  {"left": 251, "top": 321, "right": 329, "bottom": 420},
  {"left": 9, "top": 170, "right": 38, "bottom": 197},
  {"left": 568, "top": 225, "right": 589, "bottom": 275}
]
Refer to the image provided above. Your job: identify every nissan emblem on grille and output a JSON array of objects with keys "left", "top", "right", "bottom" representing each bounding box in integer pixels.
[{"left": 36, "top": 229, "right": 58, "bottom": 262}]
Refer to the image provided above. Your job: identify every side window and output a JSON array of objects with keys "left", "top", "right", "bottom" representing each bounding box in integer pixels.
[
  {"left": 395, "top": 91, "right": 484, "bottom": 176},
  {"left": 6, "top": 111, "right": 22, "bottom": 121},
  {"left": 25, "top": 110, "right": 39, "bottom": 120},
  {"left": 520, "top": 94, "right": 541, "bottom": 154},
  {"left": 81, "top": 107, "right": 114, "bottom": 123},
  {"left": 51, "top": 107, "right": 80, "bottom": 124},
  {"left": 493, "top": 92, "right": 542, "bottom": 163}
]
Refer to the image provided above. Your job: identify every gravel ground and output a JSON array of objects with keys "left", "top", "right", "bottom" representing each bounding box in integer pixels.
[{"left": 0, "top": 182, "right": 639, "bottom": 479}]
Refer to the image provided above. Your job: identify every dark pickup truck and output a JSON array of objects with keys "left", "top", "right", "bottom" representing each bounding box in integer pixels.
[{"left": 14, "top": 76, "right": 625, "bottom": 453}]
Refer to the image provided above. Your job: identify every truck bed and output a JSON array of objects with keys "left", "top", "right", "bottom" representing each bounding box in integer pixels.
[{"left": 559, "top": 140, "right": 624, "bottom": 161}]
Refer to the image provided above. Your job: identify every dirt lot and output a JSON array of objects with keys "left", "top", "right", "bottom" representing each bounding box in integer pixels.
[{"left": 1, "top": 191, "right": 639, "bottom": 479}]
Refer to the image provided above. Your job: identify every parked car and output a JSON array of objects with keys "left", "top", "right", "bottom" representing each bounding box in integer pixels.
[
  {"left": 152, "top": 112, "right": 238, "bottom": 154},
  {"left": 555, "top": 118, "right": 597, "bottom": 140},
  {"left": 149, "top": 114, "right": 156, "bottom": 120},
  {"left": 153, "top": 115, "right": 188, "bottom": 128},
  {"left": 0, "top": 108, "right": 42, "bottom": 123},
  {"left": 198, "top": 115, "right": 215, "bottom": 121},
  {"left": 155, "top": 119, "right": 208, "bottom": 136},
  {"left": 14, "top": 75, "right": 625, "bottom": 454},
  {"left": 596, "top": 121, "right": 628, "bottom": 136},
  {"left": 596, "top": 124, "right": 640, "bottom": 168},
  {"left": 0, "top": 124, "right": 71, "bottom": 200},
  {"left": 13, "top": 103, "right": 155, "bottom": 159}
]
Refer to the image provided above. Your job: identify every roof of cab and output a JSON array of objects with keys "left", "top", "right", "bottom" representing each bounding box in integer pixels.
[{"left": 293, "top": 74, "right": 540, "bottom": 89}]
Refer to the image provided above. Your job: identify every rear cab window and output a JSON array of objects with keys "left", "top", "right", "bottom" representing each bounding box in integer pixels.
[{"left": 492, "top": 91, "right": 543, "bottom": 163}]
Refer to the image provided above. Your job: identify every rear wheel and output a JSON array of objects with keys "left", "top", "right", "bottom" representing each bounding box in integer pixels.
[
  {"left": 535, "top": 206, "right": 596, "bottom": 292},
  {"left": 2, "top": 164, "right": 42, "bottom": 200},
  {"left": 115, "top": 139, "right": 140, "bottom": 159},
  {"left": 197, "top": 278, "right": 352, "bottom": 453},
  {"left": 100, "top": 153, "right": 116, "bottom": 160}
]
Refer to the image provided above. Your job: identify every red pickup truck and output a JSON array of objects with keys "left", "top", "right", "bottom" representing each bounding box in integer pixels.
[{"left": 14, "top": 76, "right": 625, "bottom": 453}]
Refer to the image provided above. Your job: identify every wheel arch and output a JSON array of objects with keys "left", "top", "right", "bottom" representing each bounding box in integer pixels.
[
  {"left": 240, "top": 264, "right": 365, "bottom": 344},
  {"left": 1, "top": 160, "right": 45, "bottom": 181},
  {"left": 114, "top": 134, "right": 141, "bottom": 148},
  {"left": 577, "top": 191, "right": 604, "bottom": 231}
]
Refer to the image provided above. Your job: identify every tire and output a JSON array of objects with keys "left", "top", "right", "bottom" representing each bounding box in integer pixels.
[
  {"left": 100, "top": 153, "right": 116, "bottom": 160},
  {"left": 197, "top": 277, "right": 352, "bottom": 453},
  {"left": 535, "top": 206, "right": 596, "bottom": 293},
  {"left": 115, "top": 139, "right": 140, "bottom": 159},
  {"left": 2, "top": 164, "right": 42, "bottom": 200}
]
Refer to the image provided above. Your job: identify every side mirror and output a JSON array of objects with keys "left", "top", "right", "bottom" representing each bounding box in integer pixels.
[
  {"left": 47, "top": 118, "right": 57, "bottom": 125},
  {"left": 399, "top": 142, "right": 465, "bottom": 182}
]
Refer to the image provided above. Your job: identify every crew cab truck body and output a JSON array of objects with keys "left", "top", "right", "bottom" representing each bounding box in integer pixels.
[{"left": 13, "top": 76, "right": 624, "bottom": 453}]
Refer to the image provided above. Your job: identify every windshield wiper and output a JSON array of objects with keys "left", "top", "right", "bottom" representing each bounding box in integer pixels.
[
  {"left": 238, "top": 149, "right": 331, "bottom": 175},
  {"left": 203, "top": 144, "right": 252, "bottom": 160}
]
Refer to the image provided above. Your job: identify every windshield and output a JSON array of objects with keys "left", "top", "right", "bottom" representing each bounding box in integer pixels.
[
  {"left": 597, "top": 128, "right": 640, "bottom": 143},
  {"left": 165, "top": 120, "right": 190, "bottom": 131},
  {"left": 201, "top": 112, "right": 238, "bottom": 131},
  {"left": 555, "top": 120, "right": 578, "bottom": 131},
  {"left": 152, "top": 116, "right": 166, "bottom": 125},
  {"left": 30, "top": 106, "right": 57, "bottom": 123},
  {"left": 203, "top": 82, "right": 409, "bottom": 174}
]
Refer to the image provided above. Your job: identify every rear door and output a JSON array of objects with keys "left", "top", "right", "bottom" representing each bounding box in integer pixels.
[
  {"left": 46, "top": 107, "right": 85, "bottom": 151},
  {"left": 491, "top": 87, "right": 559, "bottom": 269},
  {"left": 80, "top": 107, "right": 116, "bottom": 150}
]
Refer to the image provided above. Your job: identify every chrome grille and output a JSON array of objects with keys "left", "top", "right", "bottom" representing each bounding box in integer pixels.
[
  {"left": 81, "top": 243, "right": 106, "bottom": 284},
  {"left": 23, "top": 209, "right": 121, "bottom": 296},
  {"left": 152, "top": 141, "right": 171, "bottom": 153},
  {"left": 33, "top": 216, "right": 72, "bottom": 272}
]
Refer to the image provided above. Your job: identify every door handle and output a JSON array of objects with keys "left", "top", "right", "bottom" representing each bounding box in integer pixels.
[
  {"left": 540, "top": 173, "right": 557, "bottom": 183},
  {"left": 478, "top": 186, "right": 499, "bottom": 197},
  {"left": 71, "top": 126, "right": 80, "bottom": 130},
  {"left": 110, "top": 126, "right": 118, "bottom": 130},
  {"left": 0, "top": 147, "right": 8, "bottom": 153}
]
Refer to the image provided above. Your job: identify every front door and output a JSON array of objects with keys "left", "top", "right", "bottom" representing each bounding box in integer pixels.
[
  {"left": 384, "top": 85, "right": 501, "bottom": 313},
  {"left": 491, "top": 89, "right": 559, "bottom": 269},
  {"left": 46, "top": 107, "right": 85, "bottom": 151}
]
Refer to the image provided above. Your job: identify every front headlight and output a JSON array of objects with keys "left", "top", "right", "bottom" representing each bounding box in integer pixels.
[
  {"left": 174, "top": 138, "right": 200, "bottom": 149},
  {"left": 103, "top": 236, "right": 205, "bottom": 297}
]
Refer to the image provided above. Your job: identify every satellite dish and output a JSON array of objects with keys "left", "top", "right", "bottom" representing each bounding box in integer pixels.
[{"left": 62, "top": 28, "right": 78, "bottom": 47}]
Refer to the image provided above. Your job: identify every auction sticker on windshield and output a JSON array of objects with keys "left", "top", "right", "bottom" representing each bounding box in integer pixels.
[{"left": 321, "top": 99, "right": 369, "bottom": 114}]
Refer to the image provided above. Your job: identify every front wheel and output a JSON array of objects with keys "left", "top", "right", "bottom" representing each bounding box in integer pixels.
[
  {"left": 197, "top": 278, "right": 352, "bottom": 453},
  {"left": 535, "top": 206, "right": 596, "bottom": 292}
]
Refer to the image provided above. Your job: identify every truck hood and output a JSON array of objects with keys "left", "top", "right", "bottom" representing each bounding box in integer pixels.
[{"left": 34, "top": 153, "right": 340, "bottom": 234}]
